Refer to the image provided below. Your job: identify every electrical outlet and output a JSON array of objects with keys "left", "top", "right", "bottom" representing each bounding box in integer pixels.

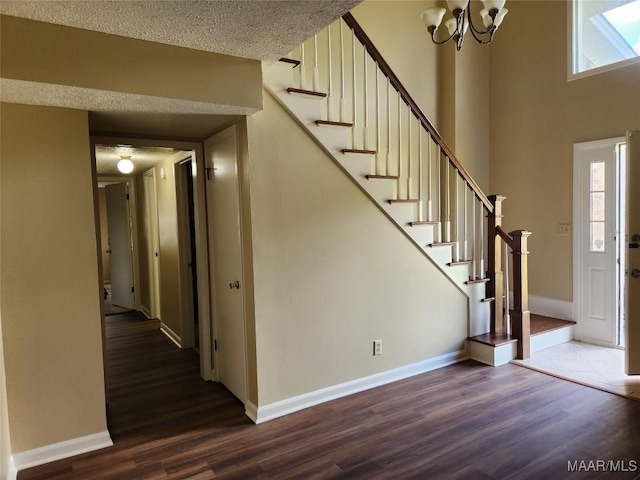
[
  {"left": 558, "top": 223, "right": 571, "bottom": 236},
  {"left": 373, "top": 339, "right": 382, "bottom": 356}
]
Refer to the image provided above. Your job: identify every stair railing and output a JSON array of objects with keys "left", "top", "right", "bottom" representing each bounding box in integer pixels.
[{"left": 286, "top": 12, "right": 531, "bottom": 353}]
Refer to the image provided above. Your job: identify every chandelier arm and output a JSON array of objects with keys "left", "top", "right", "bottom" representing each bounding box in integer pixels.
[
  {"left": 468, "top": 23, "right": 496, "bottom": 44},
  {"left": 429, "top": 26, "right": 458, "bottom": 45},
  {"left": 466, "top": 6, "right": 493, "bottom": 36}
]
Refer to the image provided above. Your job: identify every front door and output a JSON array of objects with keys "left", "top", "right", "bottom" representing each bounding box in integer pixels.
[
  {"left": 625, "top": 130, "right": 639, "bottom": 375},
  {"left": 205, "top": 126, "right": 247, "bottom": 402},
  {"left": 574, "top": 139, "right": 621, "bottom": 347},
  {"left": 105, "top": 182, "right": 135, "bottom": 309}
]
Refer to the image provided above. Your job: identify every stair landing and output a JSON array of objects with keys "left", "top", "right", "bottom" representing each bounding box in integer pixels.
[{"left": 468, "top": 314, "right": 576, "bottom": 366}]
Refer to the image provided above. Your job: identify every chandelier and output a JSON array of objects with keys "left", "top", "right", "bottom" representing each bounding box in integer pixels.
[{"left": 421, "top": 0, "right": 508, "bottom": 51}]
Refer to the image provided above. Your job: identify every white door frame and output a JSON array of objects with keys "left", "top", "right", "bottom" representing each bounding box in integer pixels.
[
  {"left": 97, "top": 175, "right": 141, "bottom": 312},
  {"left": 92, "top": 136, "right": 213, "bottom": 381},
  {"left": 573, "top": 136, "right": 625, "bottom": 347},
  {"left": 143, "top": 168, "right": 161, "bottom": 320}
]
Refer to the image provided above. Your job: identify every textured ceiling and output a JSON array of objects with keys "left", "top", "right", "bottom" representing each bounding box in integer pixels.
[
  {"left": 0, "top": 0, "right": 361, "bottom": 139},
  {"left": 0, "top": 0, "right": 361, "bottom": 61},
  {"left": 95, "top": 144, "right": 188, "bottom": 177}
]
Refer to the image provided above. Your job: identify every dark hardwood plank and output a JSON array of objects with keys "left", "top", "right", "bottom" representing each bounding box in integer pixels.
[{"left": 19, "top": 311, "right": 640, "bottom": 479}]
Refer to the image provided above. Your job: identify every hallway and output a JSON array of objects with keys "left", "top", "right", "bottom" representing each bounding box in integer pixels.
[{"left": 18, "top": 312, "right": 640, "bottom": 479}]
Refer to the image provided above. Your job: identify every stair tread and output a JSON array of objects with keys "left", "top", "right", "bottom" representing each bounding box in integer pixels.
[
  {"left": 428, "top": 242, "right": 457, "bottom": 247},
  {"left": 468, "top": 333, "right": 517, "bottom": 347},
  {"left": 530, "top": 314, "right": 575, "bottom": 336},
  {"left": 279, "top": 57, "right": 301, "bottom": 67},
  {"left": 447, "top": 260, "right": 473, "bottom": 266},
  {"left": 388, "top": 199, "right": 419, "bottom": 204},
  {"left": 409, "top": 220, "right": 439, "bottom": 226},
  {"left": 366, "top": 174, "right": 399, "bottom": 180},
  {"left": 287, "top": 87, "right": 327, "bottom": 98},
  {"left": 465, "top": 277, "right": 489, "bottom": 284},
  {"left": 316, "top": 120, "right": 354, "bottom": 128},
  {"left": 342, "top": 148, "right": 377, "bottom": 155}
]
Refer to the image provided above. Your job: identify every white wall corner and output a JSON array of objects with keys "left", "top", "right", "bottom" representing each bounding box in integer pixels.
[
  {"left": 160, "top": 322, "right": 182, "bottom": 348},
  {"left": 12, "top": 430, "right": 113, "bottom": 471},
  {"left": 7, "top": 456, "right": 17, "bottom": 480},
  {"left": 253, "top": 350, "right": 468, "bottom": 424},
  {"left": 140, "top": 306, "right": 152, "bottom": 319},
  {"left": 244, "top": 400, "right": 258, "bottom": 424}
]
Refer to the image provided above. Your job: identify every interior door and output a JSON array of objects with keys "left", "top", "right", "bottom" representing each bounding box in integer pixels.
[
  {"left": 575, "top": 140, "right": 618, "bottom": 346},
  {"left": 625, "top": 130, "right": 639, "bottom": 374},
  {"left": 205, "top": 126, "right": 247, "bottom": 402},
  {"left": 106, "top": 182, "right": 135, "bottom": 309}
]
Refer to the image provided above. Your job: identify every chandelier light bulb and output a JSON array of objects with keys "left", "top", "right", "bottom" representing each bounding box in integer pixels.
[{"left": 117, "top": 156, "right": 134, "bottom": 174}]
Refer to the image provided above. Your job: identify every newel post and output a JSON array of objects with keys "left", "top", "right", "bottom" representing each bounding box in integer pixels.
[
  {"left": 487, "top": 195, "right": 506, "bottom": 334},
  {"left": 511, "top": 230, "right": 532, "bottom": 360}
]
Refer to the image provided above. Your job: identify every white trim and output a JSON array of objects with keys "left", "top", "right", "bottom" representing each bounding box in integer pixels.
[
  {"left": 528, "top": 294, "right": 574, "bottom": 321},
  {"left": 140, "top": 305, "right": 152, "bottom": 319},
  {"left": 12, "top": 431, "right": 112, "bottom": 471},
  {"left": 7, "top": 456, "right": 17, "bottom": 480},
  {"left": 531, "top": 325, "right": 575, "bottom": 353},
  {"left": 160, "top": 322, "right": 182, "bottom": 348},
  {"left": 244, "top": 400, "right": 258, "bottom": 424},
  {"left": 469, "top": 340, "right": 516, "bottom": 367},
  {"left": 252, "top": 350, "right": 467, "bottom": 424},
  {"left": 573, "top": 138, "right": 625, "bottom": 343}
]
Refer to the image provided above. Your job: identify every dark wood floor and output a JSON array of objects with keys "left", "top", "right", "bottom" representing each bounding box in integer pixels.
[{"left": 20, "top": 312, "right": 640, "bottom": 479}]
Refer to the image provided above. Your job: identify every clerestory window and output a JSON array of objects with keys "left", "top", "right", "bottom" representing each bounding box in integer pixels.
[{"left": 570, "top": 0, "right": 640, "bottom": 79}]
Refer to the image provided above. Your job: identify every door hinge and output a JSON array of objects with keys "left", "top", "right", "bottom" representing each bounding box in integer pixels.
[
  {"left": 126, "top": 193, "right": 130, "bottom": 200},
  {"left": 214, "top": 339, "right": 218, "bottom": 351},
  {"left": 131, "top": 286, "right": 135, "bottom": 293}
]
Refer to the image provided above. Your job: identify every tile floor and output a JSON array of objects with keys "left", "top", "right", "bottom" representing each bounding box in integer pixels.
[{"left": 512, "top": 341, "right": 640, "bottom": 400}]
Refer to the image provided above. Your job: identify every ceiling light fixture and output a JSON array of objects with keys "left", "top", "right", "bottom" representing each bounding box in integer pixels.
[
  {"left": 421, "top": 0, "right": 508, "bottom": 51},
  {"left": 117, "top": 155, "right": 134, "bottom": 174}
]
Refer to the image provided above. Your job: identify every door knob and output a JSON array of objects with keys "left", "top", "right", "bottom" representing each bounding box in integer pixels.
[
  {"left": 229, "top": 280, "right": 240, "bottom": 289},
  {"left": 632, "top": 269, "right": 640, "bottom": 279}
]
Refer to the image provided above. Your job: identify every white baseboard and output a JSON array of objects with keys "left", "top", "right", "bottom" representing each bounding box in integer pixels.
[
  {"left": 140, "top": 305, "right": 152, "bottom": 319},
  {"left": 529, "top": 294, "right": 574, "bottom": 321},
  {"left": 7, "top": 456, "right": 17, "bottom": 480},
  {"left": 160, "top": 322, "right": 182, "bottom": 348},
  {"left": 253, "top": 350, "right": 467, "bottom": 424},
  {"left": 13, "top": 430, "right": 112, "bottom": 471}
]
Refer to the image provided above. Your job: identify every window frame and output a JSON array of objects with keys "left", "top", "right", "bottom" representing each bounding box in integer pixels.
[{"left": 568, "top": 0, "right": 640, "bottom": 81}]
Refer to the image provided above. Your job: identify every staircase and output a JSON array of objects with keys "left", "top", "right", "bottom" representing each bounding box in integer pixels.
[{"left": 263, "top": 13, "right": 570, "bottom": 365}]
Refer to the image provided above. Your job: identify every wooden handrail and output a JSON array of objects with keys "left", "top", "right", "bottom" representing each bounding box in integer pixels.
[
  {"left": 496, "top": 225, "right": 513, "bottom": 246},
  {"left": 342, "top": 12, "right": 493, "bottom": 213}
]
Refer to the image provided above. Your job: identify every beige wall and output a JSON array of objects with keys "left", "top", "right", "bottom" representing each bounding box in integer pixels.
[
  {"left": 490, "top": 1, "right": 640, "bottom": 301},
  {"left": 0, "top": 15, "right": 262, "bottom": 111},
  {"left": 247, "top": 93, "right": 467, "bottom": 406},
  {"left": 135, "top": 175, "right": 151, "bottom": 314},
  {"left": 0, "top": 103, "right": 107, "bottom": 452},
  {"left": 97, "top": 188, "right": 111, "bottom": 283},
  {"left": 154, "top": 153, "right": 189, "bottom": 339}
]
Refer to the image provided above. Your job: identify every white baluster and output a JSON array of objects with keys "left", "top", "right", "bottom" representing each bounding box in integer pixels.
[
  {"left": 453, "top": 174, "right": 459, "bottom": 262},
  {"left": 418, "top": 129, "right": 423, "bottom": 221},
  {"left": 471, "top": 196, "right": 476, "bottom": 279},
  {"left": 300, "top": 43, "right": 306, "bottom": 90},
  {"left": 376, "top": 65, "right": 381, "bottom": 175},
  {"left": 398, "top": 95, "right": 402, "bottom": 195},
  {"left": 363, "top": 50, "right": 369, "bottom": 150},
  {"left": 427, "top": 137, "right": 433, "bottom": 222},
  {"left": 386, "top": 78, "right": 391, "bottom": 176},
  {"left": 445, "top": 160, "right": 451, "bottom": 243},
  {"left": 352, "top": 29, "right": 357, "bottom": 149},
  {"left": 340, "top": 21, "right": 346, "bottom": 123},
  {"left": 327, "top": 24, "right": 332, "bottom": 121},
  {"left": 478, "top": 202, "right": 485, "bottom": 279},
  {"left": 407, "top": 110, "right": 412, "bottom": 200},
  {"left": 313, "top": 34, "right": 319, "bottom": 92},
  {"left": 436, "top": 148, "right": 442, "bottom": 243},
  {"left": 463, "top": 184, "right": 468, "bottom": 260}
]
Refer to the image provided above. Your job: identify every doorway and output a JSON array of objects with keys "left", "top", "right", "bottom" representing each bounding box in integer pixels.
[{"left": 573, "top": 137, "right": 626, "bottom": 348}]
